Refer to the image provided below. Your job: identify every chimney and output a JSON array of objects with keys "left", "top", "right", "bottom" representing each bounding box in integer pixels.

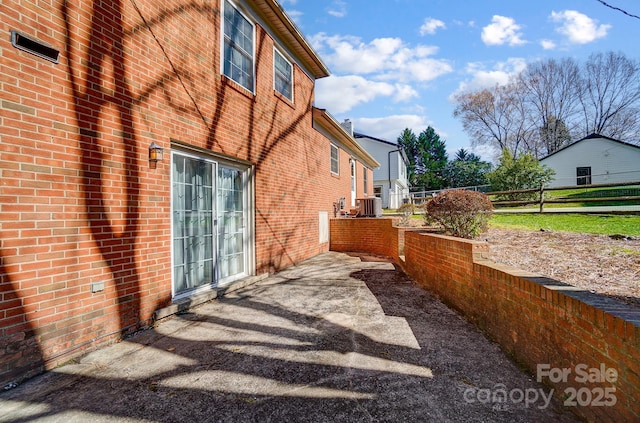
[{"left": 340, "top": 119, "right": 354, "bottom": 137}]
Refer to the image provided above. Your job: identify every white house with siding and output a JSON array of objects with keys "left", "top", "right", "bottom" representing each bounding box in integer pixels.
[
  {"left": 540, "top": 134, "right": 640, "bottom": 188},
  {"left": 350, "top": 129, "right": 410, "bottom": 209}
]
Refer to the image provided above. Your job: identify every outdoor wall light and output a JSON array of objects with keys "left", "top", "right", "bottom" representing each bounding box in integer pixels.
[{"left": 149, "top": 142, "right": 164, "bottom": 163}]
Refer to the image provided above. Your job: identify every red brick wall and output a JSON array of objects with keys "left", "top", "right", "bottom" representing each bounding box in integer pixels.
[
  {"left": 330, "top": 217, "right": 402, "bottom": 260},
  {"left": 332, "top": 148, "right": 356, "bottom": 211},
  {"left": 330, "top": 157, "right": 373, "bottom": 210},
  {"left": 0, "top": 0, "right": 353, "bottom": 385},
  {"left": 402, "top": 232, "right": 640, "bottom": 422}
]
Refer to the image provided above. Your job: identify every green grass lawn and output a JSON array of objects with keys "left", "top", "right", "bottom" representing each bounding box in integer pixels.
[
  {"left": 545, "top": 186, "right": 640, "bottom": 207},
  {"left": 547, "top": 186, "right": 640, "bottom": 199},
  {"left": 490, "top": 213, "right": 640, "bottom": 237}
]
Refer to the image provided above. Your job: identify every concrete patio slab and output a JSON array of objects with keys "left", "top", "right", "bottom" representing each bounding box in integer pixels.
[{"left": 0, "top": 252, "right": 579, "bottom": 422}]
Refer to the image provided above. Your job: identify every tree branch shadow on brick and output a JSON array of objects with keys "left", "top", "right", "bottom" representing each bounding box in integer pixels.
[{"left": 0, "top": 261, "right": 44, "bottom": 387}]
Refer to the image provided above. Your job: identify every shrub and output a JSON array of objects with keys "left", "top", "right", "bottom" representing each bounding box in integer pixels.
[
  {"left": 397, "top": 203, "right": 415, "bottom": 226},
  {"left": 488, "top": 149, "right": 555, "bottom": 201},
  {"left": 424, "top": 190, "right": 493, "bottom": 239}
]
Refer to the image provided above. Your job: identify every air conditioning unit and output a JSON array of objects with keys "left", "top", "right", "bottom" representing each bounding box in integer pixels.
[{"left": 357, "top": 197, "right": 382, "bottom": 217}]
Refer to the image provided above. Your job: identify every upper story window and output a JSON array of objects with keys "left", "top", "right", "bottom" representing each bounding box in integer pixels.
[
  {"left": 330, "top": 144, "right": 339, "bottom": 174},
  {"left": 223, "top": 0, "right": 254, "bottom": 91},
  {"left": 274, "top": 48, "right": 293, "bottom": 101}
]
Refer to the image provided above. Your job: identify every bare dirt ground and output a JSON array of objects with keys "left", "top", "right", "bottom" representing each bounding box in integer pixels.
[{"left": 482, "top": 227, "right": 640, "bottom": 310}]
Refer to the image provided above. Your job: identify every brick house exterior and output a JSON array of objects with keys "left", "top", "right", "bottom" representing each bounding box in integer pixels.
[
  {"left": 313, "top": 109, "right": 379, "bottom": 211},
  {"left": 0, "top": 0, "right": 376, "bottom": 385}
]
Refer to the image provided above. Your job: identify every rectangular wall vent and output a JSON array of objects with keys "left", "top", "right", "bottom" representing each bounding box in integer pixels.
[{"left": 10, "top": 30, "right": 59, "bottom": 64}]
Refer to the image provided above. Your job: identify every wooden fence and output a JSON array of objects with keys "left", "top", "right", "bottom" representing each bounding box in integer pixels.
[
  {"left": 410, "top": 181, "right": 640, "bottom": 212},
  {"left": 488, "top": 181, "right": 640, "bottom": 212}
]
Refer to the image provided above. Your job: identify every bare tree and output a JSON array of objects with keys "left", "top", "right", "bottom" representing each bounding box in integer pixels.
[
  {"left": 517, "top": 57, "right": 581, "bottom": 154},
  {"left": 453, "top": 52, "right": 640, "bottom": 157},
  {"left": 453, "top": 82, "right": 535, "bottom": 157},
  {"left": 603, "top": 107, "right": 640, "bottom": 142},
  {"left": 539, "top": 115, "right": 571, "bottom": 155},
  {"left": 579, "top": 51, "right": 640, "bottom": 142}
]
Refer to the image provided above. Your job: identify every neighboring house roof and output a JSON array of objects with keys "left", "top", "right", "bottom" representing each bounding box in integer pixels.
[
  {"left": 354, "top": 132, "right": 409, "bottom": 165},
  {"left": 252, "top": 0, "right": 330, "bottom": 79},
  {"left": 354, "top": 132, "right": 395, "bottom": 146},
  {"left": 540, "top": 133, "right": 640, "bottom": 161},
  {"left": 313, "top": 109, "right": 380, "bottom": 169}
]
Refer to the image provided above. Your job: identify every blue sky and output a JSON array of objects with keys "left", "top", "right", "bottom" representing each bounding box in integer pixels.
[{"left": 280, "top": 0, "right": 640, "bottom": 160}]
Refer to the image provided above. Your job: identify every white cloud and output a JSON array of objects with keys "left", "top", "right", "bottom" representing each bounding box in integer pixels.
[
  {"left": 420, "top": 18, "right": 446, "bottom": 35},
  {"left": 401, "top": 57, "right": 453, "bottom": 82},
  {"left": 550, "top": 10, "right": 610, "bottom": 44},
  {"left": 540, "top": 39, "right": 556, "bottom": 50},
  {"left": 469, "top": 144, "right": 500, "bottom": 163},
  {"left": 451, "top": 58, "right": 527, "bottom": 97},
  {"left": 452, "top": 20, "right": 472, "bottom": 27},
  {"left": 310, "top": 34, "right": 399, "bottom": 74},
  {"left": 327, "top": 0, "right": 347, "bottom": 18},
  {"left": 314, "top": 75, "right": 395, "bottom": 113},
  {"left": 314, "top": 76, "right": 423, "bottom": 114},
  {"left": 309, "top": 33, "right": 452, "bottom": 83},
  {"left": 353, "top": 115, "right": 433, "bottom": 142},
  {"left": 481, "top": 15, "right": 526, "bottom": 46},
  {"left": 393, "top": 84, "right": 420, "bottom": 102}
]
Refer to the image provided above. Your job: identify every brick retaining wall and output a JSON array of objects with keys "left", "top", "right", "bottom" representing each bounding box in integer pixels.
[{"left": 329, "top": 217, "right": 402, "bottom": 260}]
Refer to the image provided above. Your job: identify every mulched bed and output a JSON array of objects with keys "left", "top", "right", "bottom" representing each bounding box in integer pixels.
[
  {"left": 483, "top": 227, "right": 640, "bottom": 310},
  {"left": 398, "top": 217, "right": 640, "bottom": 310}
]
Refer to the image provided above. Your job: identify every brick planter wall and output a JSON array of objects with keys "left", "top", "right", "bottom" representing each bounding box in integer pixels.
[
  {"left": 403, "top": 232, "right": 639, "bottom": 422},
  {"left": 330, "top": 217, "right": 402, "bottom": 261}
]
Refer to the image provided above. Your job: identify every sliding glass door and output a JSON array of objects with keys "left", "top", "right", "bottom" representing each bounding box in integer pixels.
[
  {"left": 172, "top": 152, "right": 249, "bottom": 297},
  {"left": 217, "top": 166, "right": 245, "bottom": 280}
]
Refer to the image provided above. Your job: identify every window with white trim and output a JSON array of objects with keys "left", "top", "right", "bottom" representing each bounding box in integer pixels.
[
  {"left": 223, "top": 0, "right": 254, "bottom": 91},
  {"left": 363, "top": 167, "right": 368, "bottom": 194},
  {"left": 330, "top": 144, "right": 339, "bottom": 174},
  {"left": 274, "top": 48, "right": 293, "bottom": 101}
]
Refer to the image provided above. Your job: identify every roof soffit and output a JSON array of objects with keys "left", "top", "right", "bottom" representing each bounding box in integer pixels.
[{"left": 250, "top": 0, "right": 329, "bottom": 79}]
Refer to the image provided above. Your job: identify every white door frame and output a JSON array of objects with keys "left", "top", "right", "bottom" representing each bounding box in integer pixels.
[
  {"left": 171, "top": 149, "right": 254, "bottom": 299},
  {"left": 350, "top": 159, "right": 356, "bottom": 207}
]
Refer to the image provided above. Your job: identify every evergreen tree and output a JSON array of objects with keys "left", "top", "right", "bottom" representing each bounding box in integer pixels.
[
  {"left": 397, "top": 126, "right": 450, "bottom": 190},
  {"left": 397, "top": 128, "right": 420, "bottom": 187},
  {"left": 453, "top": 148, "right": 472, "bottom": 162},
  {"left": 445, "top": 148, "right": 492, "bottom": 188},
  {"left": 417, "top": 127, "right": 448, "bottom": 190}
]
